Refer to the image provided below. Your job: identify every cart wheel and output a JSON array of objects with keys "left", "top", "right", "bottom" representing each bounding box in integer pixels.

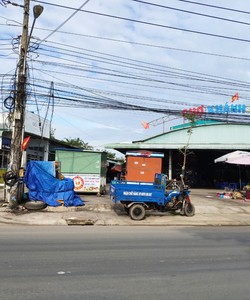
[
  {"left": 129, "top": 204, "right": 146, "bottom": 221},
  {"left": 24, "top": 200, "right": 47, "bottom": 210},
  {"left": 184, "top": 203, "right": 195, "bottom": 217}
]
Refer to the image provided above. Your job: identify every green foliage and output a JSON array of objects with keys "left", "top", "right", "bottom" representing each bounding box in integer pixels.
[
  {"left": 106, "top": 151, "right": 116, "bottom": 160},
  {"left": 182, "top": 112, "right": 197, "bottom": 126},
  {"left": 108, "top": 151, "right": 125, "bottom": 162},
  {"left": 60, "top": 137, "right": 124, "bottom": 161},
  {"left": 63, "top": 137, "right": 93, "bottom": 150},
  {"left": 180, "top": 113, "right": 199, "bottom": 177},
  {"left": 94, "top": 148, "right": 125, "bottom": 162}
]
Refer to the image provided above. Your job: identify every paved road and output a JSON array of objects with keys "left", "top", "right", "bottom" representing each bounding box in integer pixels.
[{"left": 1, "top": 226, "right": 250, "bottom": 300}]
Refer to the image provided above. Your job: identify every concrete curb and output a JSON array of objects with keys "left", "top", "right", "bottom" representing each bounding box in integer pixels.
[
  {"left": 1, "top": 204, "right": 250, "bottom": 226},
  {"left": 1, "top": 188, "right": 250, "bottom": 226}
]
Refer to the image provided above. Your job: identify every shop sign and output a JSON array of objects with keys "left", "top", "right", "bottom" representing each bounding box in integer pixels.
[
  {"left": 182, "top": 105, "right": 204, "bottom": 118},
  {"left": 24, "top": 111, "right": 50, "bottom": 138},
  {"left": 1, "top": 137, "right": 11, "bottom": 150},
  {"left": 64, "top": 174, "right": 101, "bottom": 193},
  {"left": 182, "top": 103, "right": 247, "bottom": 117}
]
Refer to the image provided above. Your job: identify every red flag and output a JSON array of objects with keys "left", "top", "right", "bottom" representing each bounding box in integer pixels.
[
  {"left": 141, "top": 121, "right": 149, "bottom": 129},
  {"left": 21, "top": 136, "right": 30, "bottom": 151},
  {"left": 231, "top": 92, "right": 239, "bottom": 102}
]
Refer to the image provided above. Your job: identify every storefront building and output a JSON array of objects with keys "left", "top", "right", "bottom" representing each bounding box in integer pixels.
[
  {"left": 105, "top": 121, "right": 250, "bottom": 188},
  {"left": 0, "top": 112, "right": 51, "bottom": 181}
]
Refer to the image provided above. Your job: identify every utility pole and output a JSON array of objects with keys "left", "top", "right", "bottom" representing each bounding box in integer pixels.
[{"left": 8, "top": 0, "right": 30, "bottom": 205}]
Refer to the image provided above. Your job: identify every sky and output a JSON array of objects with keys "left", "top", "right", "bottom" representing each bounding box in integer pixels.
[{"left": 1, "top": 0, "right": 250, "bottom": 149}]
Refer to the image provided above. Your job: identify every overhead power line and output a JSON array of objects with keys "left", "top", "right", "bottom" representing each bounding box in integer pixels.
[
  {"left": 31, "top": 29, "right": 250, "bottom": 62},
  {"left": 3, "top": 2, "right": 249, "bottom": 117},
  {"left": 175, "top": 0, "right": 250, "bottom": 15},
  {"left": 2, "top": 20, "right": 250, "bottom": 61},
  {"left": 131, "top": 0, "right": 250, "bottom": 26},
  {"left": 23, "top": 89, "right": 250, "bottom": 125},
  {"left": 36, "top": 41, "right": 250, "bottom": 88},
  {"left": 39, "top": 0, "right": 91, "bottom": 44},
  {"left": 2, "top": 19, "right": 250, "bottom": 62},
  {"left": 31, "top": 0, "right": 250, "bottom": 43}
]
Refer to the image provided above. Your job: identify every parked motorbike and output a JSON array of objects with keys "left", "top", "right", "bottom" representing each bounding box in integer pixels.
[{"left": 163, "top": 175, "right": 195, "bottom": 216}]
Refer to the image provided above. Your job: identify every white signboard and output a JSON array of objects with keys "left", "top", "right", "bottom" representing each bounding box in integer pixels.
[
  {"left": 64, "top": 174, "right": 101, "bottom": 193},
  {"left": 24, "top": 111, "right": 50, "bottom": 138}
]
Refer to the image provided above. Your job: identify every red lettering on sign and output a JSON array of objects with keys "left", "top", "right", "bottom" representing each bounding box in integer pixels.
[{"left": 182, "top": 105, "right": 204, "bottom": 118}]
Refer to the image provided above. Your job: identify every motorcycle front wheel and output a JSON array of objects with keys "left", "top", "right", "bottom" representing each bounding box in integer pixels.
[{"left": 184, "top": 203, "right": 195, "bottom": 217}]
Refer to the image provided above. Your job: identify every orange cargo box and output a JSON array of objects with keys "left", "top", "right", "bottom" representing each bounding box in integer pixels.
[{"left": 125, "top": 151, "right": 164, "bottom": 182}]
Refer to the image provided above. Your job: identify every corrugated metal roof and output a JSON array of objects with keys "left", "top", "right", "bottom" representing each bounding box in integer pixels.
[{"left": 105, "top": 123, "right": 250, "bottom": 151}]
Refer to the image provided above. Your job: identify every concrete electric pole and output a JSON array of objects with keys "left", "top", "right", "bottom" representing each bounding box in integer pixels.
[
  {"left": 8, "top": 0, "right": 43, "bottom": 205},
  {"left": 8, "top": 0, "right": 30, "bottom": 204}
]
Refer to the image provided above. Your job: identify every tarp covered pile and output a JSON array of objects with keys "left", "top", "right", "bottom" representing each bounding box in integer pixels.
[{"left": 24, "top": 161, "right": 84, "bottom": 207}]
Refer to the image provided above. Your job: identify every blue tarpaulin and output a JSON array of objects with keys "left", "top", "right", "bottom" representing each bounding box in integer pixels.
[{"left": 24, "top": 161, "right": 84, "bottom": 207}]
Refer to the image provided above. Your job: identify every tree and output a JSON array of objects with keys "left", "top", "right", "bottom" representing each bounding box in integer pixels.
[
  {"left": 179, "top": 111, "right": 199, "bottom": 182},
  {"left": 106, "top": 150, "right": 124, "bottom": 162},
  {"left": 63, "top": 137, "right": 93, "bottom": 150},
  {"left": 61, "top": 138, "right": 124, "bottom": 161}
]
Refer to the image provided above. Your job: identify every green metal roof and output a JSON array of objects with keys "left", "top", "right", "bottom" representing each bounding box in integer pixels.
[{"left": 105, "top": 123, "right": 250, "bottom": 152}]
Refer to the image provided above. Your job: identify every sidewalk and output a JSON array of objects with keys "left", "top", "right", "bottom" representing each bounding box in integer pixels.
[{"left": 1, "top": 188, "right": 250, "bottom": 226}]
